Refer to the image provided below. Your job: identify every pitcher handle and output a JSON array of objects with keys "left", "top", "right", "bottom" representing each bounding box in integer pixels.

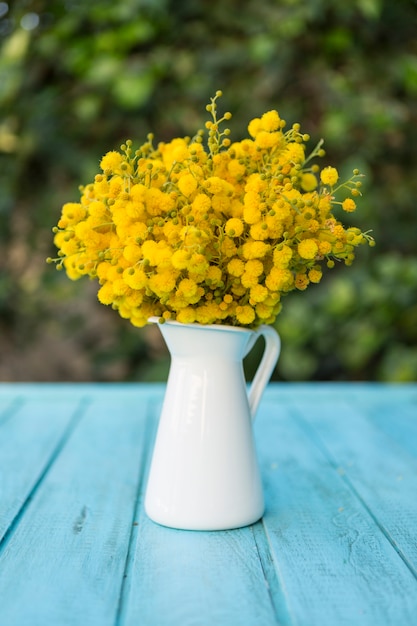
[{"left": 248, "top": 325, "right": 281, "bottom": 420}]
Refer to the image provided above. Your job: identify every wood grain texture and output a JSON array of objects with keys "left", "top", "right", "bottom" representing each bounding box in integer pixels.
[
  {"left": 119, "top": 515, "right": 281, "bottom": 626},
  {"left": 0, "top": 394, "right": 85, "bottom": 542},
  {"left": 292, "top": 397, "right": 417, "bottom": 576},
  {"left": 0, "top": 391, "right": 152, "bottom": 626},
  {"left": 0, "top": 383, "right": 416, "bottom": 626},
  {"left": 256, "top": 396, "right": 417, "bottom": 626}
]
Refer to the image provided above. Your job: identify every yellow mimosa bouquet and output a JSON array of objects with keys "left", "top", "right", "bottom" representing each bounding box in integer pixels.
[{"left": 49, "top": 92, "right": 373, "bottom": 328}]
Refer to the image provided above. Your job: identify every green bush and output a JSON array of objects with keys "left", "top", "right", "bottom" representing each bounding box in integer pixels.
[{"left": 0, "top": 0, "right": 416, "bottom": 381}]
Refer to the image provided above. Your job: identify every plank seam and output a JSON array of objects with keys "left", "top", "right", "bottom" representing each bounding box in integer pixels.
[
  {"left": 0, "top": 396, "right": 25, "bottom": 427},
  {"left": 0, "top": 395, "right": 91, "bottom": 551},
  {"left": 291, "top": 406, "right": 417, "bottom": 583},
  {"left": 252, "top": 521, "right": 296, "bottom": 626},
  {"left": 114, "top": 397, "right": 159, "bottom": 626}
]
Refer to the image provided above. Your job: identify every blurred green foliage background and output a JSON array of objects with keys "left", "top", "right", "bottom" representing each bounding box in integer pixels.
[{"left": 1, "top": 0, "right": 416, "bottom": 382}]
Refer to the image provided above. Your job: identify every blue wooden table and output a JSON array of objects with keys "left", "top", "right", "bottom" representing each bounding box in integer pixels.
[{"left": 0, "top": 383, "right": 416, "bottom": 626}]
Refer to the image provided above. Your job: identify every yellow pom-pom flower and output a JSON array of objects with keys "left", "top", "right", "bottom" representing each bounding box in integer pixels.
[
  {"left": 248, "top": 117, "right": 262, "bottom": 138},
  {"left": 100, "top": 151, "right": 124, "bottom": 173},
  {"left": 178, "top": 173, "right": 198, "bottom": 197},
  {"left": 225, "top": 218, "right": 244, "bottom": 237},
  {"left": 236, "top": 305, "right": 255, "bottom": 325},
  {"left": 260, "top": 110, "right": 281, "bottom": 132},
  {"left": 342, "top": 198, "right": 357, "bottom": 212},
  {"left": 301, "top": 173, "right": 318, "bottom": 192},
  {"left": 320, "top": 166, "right": 339, "bottom": 187},
  {"left": 51, "top": 92, "right": 373, "bottom": 328},
  {"left": 298, "top": 239, "right": 319, "bottom": 260}
]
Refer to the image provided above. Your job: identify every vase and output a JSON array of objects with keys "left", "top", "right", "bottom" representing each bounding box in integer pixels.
[{"left": 144, "top": 318, "right": 281, "bottom": 531}]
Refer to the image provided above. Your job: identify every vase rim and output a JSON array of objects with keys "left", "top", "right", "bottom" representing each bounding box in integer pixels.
[{"left": 148, "top": 316, "right": 255, "bottom": 334}]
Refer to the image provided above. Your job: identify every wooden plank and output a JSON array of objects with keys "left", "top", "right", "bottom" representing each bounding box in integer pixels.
[
  {"left": 0, "top": 395, "right": 24, "bottom": 425},
  {"left": 118, "top": 513, "right": 287, "bottom": 626},
  {"left": 0, "top": 383, "right": 416, "bottom": 626},
  {"left": 0, "top": 391, "right": 153, "bottom": 626},
  {"left": 116, "top": 396, "right": 293, "bottom": 626},
  {"left": 0, "top": 395, "right": 85, "bottom": 542},
  {"left": 262, "top": 383, "right": 417, "bottom": 415},
  {"left": 256, "top": 399, "right": 417, "bottom": 626},
  {"left": 367, "top": 400, "right": 417, "bottom": 460},
  {"left": 0, "top": 382, "right": 166, "bottom": 398},
  {"left": 292, "top": 398, "right": 417, "bottom": 576}
]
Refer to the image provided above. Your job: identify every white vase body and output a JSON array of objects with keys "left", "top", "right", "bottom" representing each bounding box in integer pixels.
[{"left": 144, "top": 319, "right": 281, "bottom": 531}]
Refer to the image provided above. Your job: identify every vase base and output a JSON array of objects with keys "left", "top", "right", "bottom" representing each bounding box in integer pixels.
[{"left": 145, "top": 504, "right": 265, "bottom": 532}]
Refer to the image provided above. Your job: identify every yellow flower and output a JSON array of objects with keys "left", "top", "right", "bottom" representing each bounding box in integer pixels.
[
  {"left": 227, "top": 160, "right": 246, "bottom": 179},
  {"left": 178, "top": 173, "right": 198, "bottom": 197},
  {"left": 333, "top": 224, "right": 346, "bottom": 239},
  {"left": 295, "top": 273, "right": 309, "bottom": 290},
  {"left": 250, "top": 222, "right": 269, "bottom": 241},
  {"left": 73, "top": 222, "right": 101, "bottom": 248},
  {"left": 100, "top": 151, "right": 124, "bottom": 173},
  {"left": 211, "top": 194, "right": 232, "bottom": 214},
  {"left": 171, "top": 249, "right": 191, "bottom": 269},
  {"left": 177, "top": 278, "right": 201, "bottom": 303},
  {"left": 342, "top": 198, "right": 356, "bottom": 212},
  {"left": 242, "top": 240, "right": 270, "bottom": 260},
  {"left": 160, "top": 138, "right": 190, "bottom": 168},
  {"left": 129, "top": 222, "right": 148, "bottom": 242},
  {"left": 123, "top": 267, "right": 148, "bottom": 290},
  {"left": 298, "top": 239, "right": 318, "bottom": 260},
  {"left": 245, "top": 173, "right": 267, "bottom": 193},
  {"left": 265, "top": 214, "right": 284, "bottom": 239},
  {"left": 243, "top": 203, "right": 262, "bottom": 225},
  {"left": 123, "top": 244, "right": 142, "bottom": 264},
  {"left": 220, "top": 238, "right": 237, "bottom": 257},
  {"left": 163, "top": 221, "right": 182, "bottom": 244},
  {"left": 225, "top": 218, "right": 244, "bottom": 237},
  {"left": 125, "top": 291, "right": 144, "bottom": 308},
  {"left": 192, "top": 193, "right": 211, "bottom": 216},
  {"left": 112, "top": 278, "right": 131, "bottom": 297},
  {"left": 255, "top": 131, "right": 281, "bottom": 149},
  {"left": 145, "top": 187, "right": 175, "bottom": 216},
  {"left": 308, "top": 268, "right": 322, "bottom": 283},
  {"left": 283, "top": 143, "right": 305, "bottom": 165},
  {"left": 58, "top": 237, "right": 79, "bottom": 257},
  {"left": 195, "top": 302, "right": 224, "bottom": 324},
  {"left": 205, "top": 176, "right": 232, "bottom": 195},
  {"left": 236, "top": 305, "right": 255, "bottom": 325},
  {"left": 149, "top": 271, "right": 178, "bottom": 297},
  {"left": 265, "top": 267, "right": 294, "bottom": 291},
  {"left": 241, "top": 271, "right": 259, "bottom": 288},
  {"left": 97, "top": 282, "right": 114, "bottom": 305},
  {"left": 273, "top": 245, "right": 293, "bottom": 267},
  {"left": 176, "top": 307, "right": 197, "bottom": 324},
  {"left": 245, "top": 259, "right": 263, "bottom": 276},
  {"left": 318, "top": 240, "right": 332, "bottom": 255},
  {"left": 255, "top": 302, "right": 275, "bottom": 320},
  {"left": 51, "top": 93, "right": 372, "bottom": 328},
  {"left": 301, "top": 173, "right": 318, "bottom": 192},
  {"left": 93, "top": 178, "right": 109, "bottom": 197},
  {"left": 260, "top": 110, "right": 281, "bottom": 132},
  {"left": 250, "top": 284, "right": 268, "bottom": 303},
  {"left": 273, "top": 200, "right": 291, "bottom": 221},
  {"left": 188, "top": 253, "right": 209, "bottom": 277},
  {"left": 130, "top": 183, "right": 147, "bottom": 202},
  {"left": 227, "top": 258, "right": 245, "bottom": 277},
  {"left": 248, "top": 117, "right": 261, "bottom": 138},
  {"left": 320, "top": 166, "right": 339, "bottom": 187},
  {"left": 126, "top": 200, "right": 146, "bottom": 221},
  {"left": 61, "top": 202, "right": 87, "bottom": 225},
  {"left": 206, "top": 265, "right": 223, "bottom": 285}
]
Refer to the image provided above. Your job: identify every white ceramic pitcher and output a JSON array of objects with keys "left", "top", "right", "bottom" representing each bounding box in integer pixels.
[{"left": 144, "top": 318, "right": 281, "bottom": 531}]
